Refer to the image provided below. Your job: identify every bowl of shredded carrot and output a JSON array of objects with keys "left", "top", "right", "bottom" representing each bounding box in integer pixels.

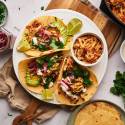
[{"left": 71, "top": 33, "right": 104, "bottom": 67}]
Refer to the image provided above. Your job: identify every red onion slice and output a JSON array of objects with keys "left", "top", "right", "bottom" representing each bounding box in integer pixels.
[{"left": 0, "top": 31, "right": 8, "bottom": 49}]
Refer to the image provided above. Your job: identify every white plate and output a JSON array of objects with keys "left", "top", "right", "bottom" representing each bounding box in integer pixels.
[{"left": 13, "top": 9, "right": 108, "bottom": 104}]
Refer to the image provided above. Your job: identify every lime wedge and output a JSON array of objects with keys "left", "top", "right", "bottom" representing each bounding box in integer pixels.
[
  {"left": 67, "top": 18, "right": 82, "bottom": 35},
  {"left": 41, "top": 89, "right": 53, "bottom": 100},
  {"left": 17, "top": 39, "right": 31, "bottom": 52}
]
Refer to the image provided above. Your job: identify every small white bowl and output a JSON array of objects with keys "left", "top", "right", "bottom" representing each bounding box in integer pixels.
[
  {"left": 71, "top": 33, "right": 104, "bottom": 67},
  {"left": 120, "top": 40, "right": 125, "bottom": 63}
]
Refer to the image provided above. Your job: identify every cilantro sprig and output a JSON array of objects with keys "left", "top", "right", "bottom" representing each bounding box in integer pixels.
[
  {"left": 63, "top": 66, "right": 92, "bottom": 87},
  {"left": 110, "top": 71, "right": 125, "bottom": 103},
  {"left": 0, "top": 3, "right": 6, "bottom": 24},
  {"left": 73, "top": 67, "right": 92, "bottom": 86},
  {"left": 36, "top": 55, "right": 59, "bottom": 69}
]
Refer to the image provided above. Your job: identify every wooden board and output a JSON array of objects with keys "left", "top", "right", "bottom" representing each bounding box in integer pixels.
[{"left": 46, "top": 0, "right": 124, "bottom": 55}]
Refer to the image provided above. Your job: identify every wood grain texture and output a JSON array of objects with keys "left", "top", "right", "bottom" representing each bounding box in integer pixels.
[{"left": 46, "top": 0, "right": 123, "bottom": 55}]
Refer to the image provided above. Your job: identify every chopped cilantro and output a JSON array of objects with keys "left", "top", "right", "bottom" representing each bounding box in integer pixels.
[
  {"left": 63, "top": 66, "right": 92, "bottom": 86},
  {"left": 44, "top": 76, "right": 54, "bottom": 89},
  {"left": 0, "top": 3, "right": 6, "bottom": 25},
  {"left": 38, "top": 44, "right": 48, "bottom": 51},
  {"left": 50, "top": 39, "right": 64, "bottom": 49},
  {"left": 50, "top": 39, "right": 58, "bottom": 49},
  {"left": 110, "top": 71, "right": 125, "bottom": 99},
  {"left": 55, "top": 41, "right": 64, "bottom": 49},
  {"left": 73, "top": 67, "right": 89, "bottom": 78},
  {"left": 36, "top": 55, "right": 57, "bottom": 69},
  {"left": 73, "top": 67, "right": 92, "bottom": 86},
  {"left": 31, "top": 40, "right": 35, "bottom": 46},
  {"left": 36, "top": 58, "right": 44, "bottom": 68},
  {"left": 83, "top": 77, "right": 92, "bottom": 86},
  {"left": 47, "top": 60, "right": 54, "bottom": 68}
]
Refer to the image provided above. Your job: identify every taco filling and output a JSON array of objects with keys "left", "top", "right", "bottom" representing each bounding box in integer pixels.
[
  {"left": 108, "top": 0, "right": 125, "bottom": 24},
  {"left": 17, "top": 16, "right": 69, "bottom": 53},
  {"left": 59, "top": 57, "right": 92, "bottom": 104},
  {"left": 31, "top": 26, "right": 64, "bottom": 51},
  {"left": 26, "top": 52, "right": 63, "bottom": 89}
]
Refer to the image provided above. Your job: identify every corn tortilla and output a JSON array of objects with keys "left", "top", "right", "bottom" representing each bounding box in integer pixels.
[
  {"left": 55, "top": 57, "right": 98, "bottom": 106},
  {"left": 75, "top": 102, "right": 124, "bottom": 125}
]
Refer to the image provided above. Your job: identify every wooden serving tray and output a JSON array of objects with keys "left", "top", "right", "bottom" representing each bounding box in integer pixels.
[{"left": 46, "top": 0, "right": 124, "bottom": 55}]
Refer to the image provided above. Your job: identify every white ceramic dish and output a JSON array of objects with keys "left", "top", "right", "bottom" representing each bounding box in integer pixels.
[
  {"left": 120, "top": 40, "right": 125, "bottom": 63},
  {"left": 71, "top": 33, "right": 104, "bottom": 67},
  {"left": 13, "top": 9, "right": 108, "bottom": 104}
]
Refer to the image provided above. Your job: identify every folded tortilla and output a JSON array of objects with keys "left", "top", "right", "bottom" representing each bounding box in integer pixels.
[
  {"left": 18, "top": 50, "right": 68, "bottom": 94},
  {"left": 17, "top": 16, "right": 71, "bottom": 57},
  {"left": 55, "top": 57, "right": 98, "bottom": 106}
]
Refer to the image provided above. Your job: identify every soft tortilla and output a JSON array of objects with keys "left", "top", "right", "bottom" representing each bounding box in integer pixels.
[
  {"left": 18, "top": 58, "right": 44, "bottom": 94},
  {"left": 55, "top": 58, "right": 98, "bottom": 106},
  {"left": 75, "top": 102, "right": 124, "bottom": 125},
  {"left": 25, "top": 48, "right": 70, "bottom": 57},
  {"left": 18, "top": 50, "right": 68, "bottom": 94},
  {"left": 18, "top": 16, "right": 71, "bottom": 57}
]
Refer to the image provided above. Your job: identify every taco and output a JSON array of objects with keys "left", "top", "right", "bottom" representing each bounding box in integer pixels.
[
  {"left": 18, "top": 51, "right": 67, "bottom": 94},
  {"left": 55, "top": 56, "right": 98, "bottom": 105},
  {"left": 17, "top": 16, "right": 70, "bottom": 57}
]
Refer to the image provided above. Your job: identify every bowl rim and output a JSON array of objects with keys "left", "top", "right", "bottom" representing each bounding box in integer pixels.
[
  {"left": 120, "top": 40, "right": 125, "bottom": 63},
  {"left": 71, "top": 32, "right": 104, "bottom": 67}
]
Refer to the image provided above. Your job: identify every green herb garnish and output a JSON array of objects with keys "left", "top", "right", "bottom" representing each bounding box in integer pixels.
[
  {"left": 54, "top": 17, "right": 57, "bottom": 21},
  {"left": 73, "top": 67, "right": 92, "bottom": 86},
  {"left": 0, "top": 3, "right": 6, "bottom": 25},
  {"left": 8, "top": 113, "right": 13, "bottom": 116},
  {"left": 36, "top": 55, "right": 58, "bottom": 69},
  {"left": 55, "top": 41, "right": 64, "bottom": 49},
  {"left": 36, "top": 58, "right": 44, "bottom": 68},
  {"left": 38, "top": 44, "right": 48, "bottom": 51},
  {"left": 47, "top": 59, "right": 54, "bottom": 68},
  {"left": 110, "top": 71, "right": 125, "bottom": 100},
  {"left": 26, "top": 71, "right": 41, "bottom": 87},
  {"left": 50, "top": 39, "right": 64, "bottom": 49},
  {"left": 63, "top": 66, "right": 92, "bottom": 86},
  {"left": 44, "top": 76, "right": 54, "bottom": 89},
  {"left": 50, "top": 39, "right": 58, "bottom": 49}
]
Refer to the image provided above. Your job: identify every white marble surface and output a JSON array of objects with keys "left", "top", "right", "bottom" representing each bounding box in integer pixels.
[{"left": 0, "top": 0, "right": 125, "bottom": 125}]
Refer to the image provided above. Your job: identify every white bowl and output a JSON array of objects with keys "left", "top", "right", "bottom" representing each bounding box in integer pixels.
[
  {"left": 120, "top": 40, "right": 125, "bottom": 63},
  {"left": 71, "top": 33, "right": 104, "bottom": 67}
]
